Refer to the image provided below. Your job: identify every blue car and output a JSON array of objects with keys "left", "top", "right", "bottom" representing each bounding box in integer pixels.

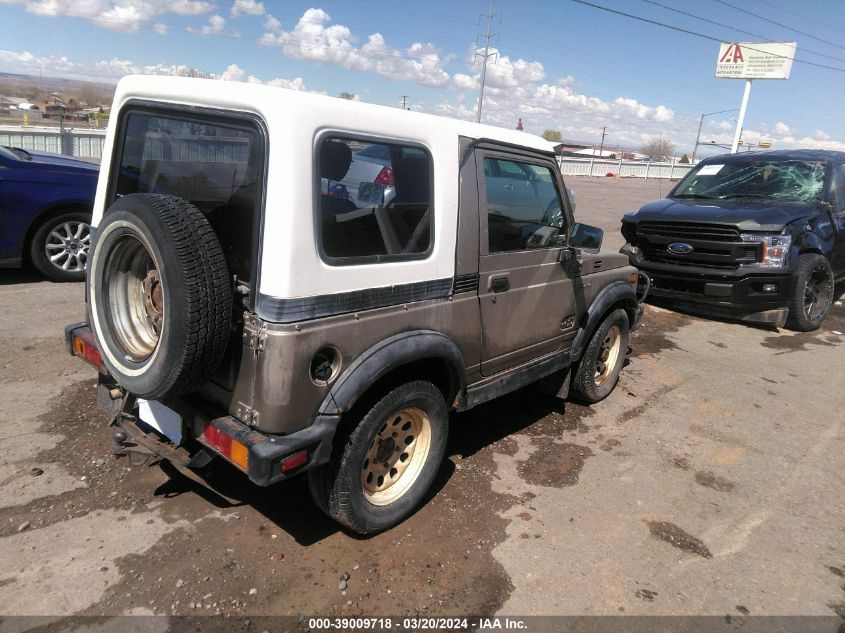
[{"left": 0, "top": 146, "right": 98, "bottom": 281}]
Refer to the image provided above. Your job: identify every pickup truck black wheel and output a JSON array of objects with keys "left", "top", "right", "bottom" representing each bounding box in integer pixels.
[
  {"left": 308, "top": 380, "right": 448, "bottom": 534},
  {"left": 30, "top": 211, "right": 91, "bottom": 282},
  {"left": 571, "top": 308, "right": 629, "bottom": 404},
  {"left": 87, "top": 194, "right": 232, "bottom": 400},
  {"left": 786, "top": 253, "right": 834, "bottom": 332}
]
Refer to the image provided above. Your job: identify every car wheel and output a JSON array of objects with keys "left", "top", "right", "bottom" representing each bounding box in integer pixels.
[
  {"left": 30, "top": 211, "right": 92, "bottom": 282},
  {"left": 87, "top": 193, "right": 232, "bottom": 400},
  {"left": 571, "top": 308, "right": 629, "bottom": 404},
  {"left": 786, "top": 253, "right": 834, "bottom": 332},
  {"left": 308, "top": 380, "right": 448, "bottom": 535}
]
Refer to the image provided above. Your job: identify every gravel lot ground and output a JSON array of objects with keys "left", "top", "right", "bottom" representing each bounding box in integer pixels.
[{"left": 0, "top": 176, "right": 843, "bottom": 627}]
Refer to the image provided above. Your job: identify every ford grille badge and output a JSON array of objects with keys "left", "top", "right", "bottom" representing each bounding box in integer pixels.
[{"left": 667, "top": 242, "right": 694, "bottom": 255}]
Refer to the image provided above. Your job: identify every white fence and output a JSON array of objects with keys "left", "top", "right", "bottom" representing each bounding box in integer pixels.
[
  {"left": 1, "top": 125, "right": 694, "bottom": 180},
  {"left": 558, "top": 156, "right": 693, "bottom": 180},
  {"left": 0, "top": 125, "right": 107, "bottom": 159}
]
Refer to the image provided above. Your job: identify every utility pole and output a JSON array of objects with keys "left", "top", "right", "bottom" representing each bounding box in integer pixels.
[
  {"left": 597, "top": 126, "right": 607, "bottom": 157},
  {"left": 476, "top": 0, "right": 499, "bottom": 123},
  {"left": 400, "top": 95, "right": 409, "bottom": 110}
]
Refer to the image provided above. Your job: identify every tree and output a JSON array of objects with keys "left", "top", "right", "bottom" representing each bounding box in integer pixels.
[
  {"left": 640, "top": 138, "right": 674, "bottom": 162},
  {"left": 338, "top": 91, "right": 355, "bottom": 100},
  {"left": 679, "top": 154, "right": 690, "bottom": 164},
  {"left": 541, "top": 129, "right": 563, "bottom": 142}
]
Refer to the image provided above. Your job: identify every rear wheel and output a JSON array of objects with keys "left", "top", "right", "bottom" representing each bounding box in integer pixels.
[
  {"left": 571, "top": 308, "right": 629, "bottom": 404},
  {"left": 308, "top": 380, "right": 448, "bottom": 534},
  {"left": 30, "top": 211, "right": 91, "bottom": 282},
  {"left": 786, "top": 253, "right": 834, "bottom": 332}
]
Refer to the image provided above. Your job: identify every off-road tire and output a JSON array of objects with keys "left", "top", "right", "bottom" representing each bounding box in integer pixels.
[
  {"left": 571, "top": 308, "right": 629, "bottom": 404},
  {"left": 30, "top": 210, "right": 92, "bottom": 282},
  {"left": 786, "top": 253, "right": 834, "bottom": 332},
  {"left": 308, "top": 380, "right": 448, "bottom": 535},
  {"left": 87, "top": 194, "right": 232, "bottom": 400}
]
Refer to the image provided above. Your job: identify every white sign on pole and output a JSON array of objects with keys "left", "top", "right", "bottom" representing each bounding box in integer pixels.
[{"left": 715, "top": 41, "right": 797, "bottom": 80}]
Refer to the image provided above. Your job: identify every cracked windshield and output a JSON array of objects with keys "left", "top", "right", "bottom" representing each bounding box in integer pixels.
[{"left": 673, "top": 159, "right": 826, "bottom": 202}]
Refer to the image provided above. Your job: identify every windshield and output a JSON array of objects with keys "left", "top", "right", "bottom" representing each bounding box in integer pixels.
[{"left": 672, "top": 159, "right": 826, "bottom": 203}]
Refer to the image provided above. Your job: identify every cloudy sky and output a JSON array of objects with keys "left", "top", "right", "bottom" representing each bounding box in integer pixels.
[{"left": 0, "top": 0, "right": 843, "bottom": 156}]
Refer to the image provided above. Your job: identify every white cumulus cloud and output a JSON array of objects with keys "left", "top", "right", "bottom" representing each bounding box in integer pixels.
[{"left": 231, "top": 0, "right": 263, "bottom": 17}]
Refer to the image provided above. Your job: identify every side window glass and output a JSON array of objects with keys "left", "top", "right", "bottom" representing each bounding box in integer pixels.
[
  {"left": 831, "top": 164, "right": 845, "bottom": 215},
  {"left": 483, "top": 157, "right": 566, "bottom": 253},
  {"left": 319, "top": 137, "right": 432, "bottom": 262}
]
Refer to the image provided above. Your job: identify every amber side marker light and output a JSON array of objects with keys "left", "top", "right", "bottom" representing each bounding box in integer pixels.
[
  {"left": 202, "top": 423, "right": 249, "bottom": 471},
  {"left": 71, "top": 333, "right": 107, "bottom": 373}
]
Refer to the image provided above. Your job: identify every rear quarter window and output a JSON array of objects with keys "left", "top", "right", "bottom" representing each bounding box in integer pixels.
[{"left": 317, "top": 135, "right": 433, "bottom": 264}]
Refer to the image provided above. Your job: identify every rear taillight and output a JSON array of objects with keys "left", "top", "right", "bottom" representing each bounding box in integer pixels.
[
  {"left": 71, "top": 332, "right": 107, "bottom": 373},
  {"left": 374, "top": 166, "right": 394, "bottom": 186},
  {"left": 202, "top": 423, "right": 249, "bottom": 471}
]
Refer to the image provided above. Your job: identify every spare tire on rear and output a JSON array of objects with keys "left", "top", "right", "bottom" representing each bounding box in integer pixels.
[{"left": 87, "top": 194, "right": 233, "bottom": 400}]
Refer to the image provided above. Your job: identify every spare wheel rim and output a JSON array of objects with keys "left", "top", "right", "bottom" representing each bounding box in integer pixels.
[{"left": 103, "top": 234, "right": 165, "bottom": 362}]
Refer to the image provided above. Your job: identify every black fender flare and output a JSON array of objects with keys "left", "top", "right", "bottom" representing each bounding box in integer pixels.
[
  {"left": 318, "top": 330, "right": 466, "bottom": 415},
  {"left": 570, "top": 280, "right": 637, "bottom": 363}
]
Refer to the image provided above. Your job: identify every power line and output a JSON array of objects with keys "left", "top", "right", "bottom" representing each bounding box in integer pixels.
[
  {"left": 569, "top": 0, "right": 845, "bottom": 74},
  {"left": 713, "top": 0, "right": 845, "bottom": 52},
  {"left": 638, "top": 0, "right": 845, "bottom": 64}
]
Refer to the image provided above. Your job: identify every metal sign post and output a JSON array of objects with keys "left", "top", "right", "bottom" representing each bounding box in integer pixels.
[{"left": 731, "top": 79, "right": 752, "bottom": 154}]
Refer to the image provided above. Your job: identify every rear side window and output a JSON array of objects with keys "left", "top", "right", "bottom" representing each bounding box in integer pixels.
[
  {"left": 482, "top": 157, "right": 565, "bottom": 253},
  {"left": 318, "top": 136, "right": 433, "bottom": 264},
  {"left": 113, "top": 110, "right": 264, "bottom": 284}
]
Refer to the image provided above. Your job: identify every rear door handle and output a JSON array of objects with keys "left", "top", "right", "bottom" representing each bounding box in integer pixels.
[
  {"left": 491, "top": 276, "right": 510, "bottom": 292},
  {"left": 504, "top": 184, "right": 515, "bottom": 191}
]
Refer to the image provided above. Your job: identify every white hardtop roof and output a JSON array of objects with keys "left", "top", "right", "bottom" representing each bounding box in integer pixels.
[{"left": 114, "top": 75, "right": 556, "bottom": 154}]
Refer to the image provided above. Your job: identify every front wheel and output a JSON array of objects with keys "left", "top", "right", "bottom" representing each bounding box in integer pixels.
[
  {"left": 30, "top": 211, "right": 91, "bottom": 282},
  {"left": 571, "top": 308, "right": 630, "bottom": 404},
  {"left": 786, "top": 253, "right": 834, "bottom": 332},
  {"left": 308, "top": 380, "right": 448, "bottom": 535}
]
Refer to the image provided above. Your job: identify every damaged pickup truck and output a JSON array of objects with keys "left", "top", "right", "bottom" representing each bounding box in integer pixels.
[
  {"left": 621, "top": 150, "right": 845, "bottom": 330},
  {"left": 67, "top": 75, "right": 646, "bottom": 534}
]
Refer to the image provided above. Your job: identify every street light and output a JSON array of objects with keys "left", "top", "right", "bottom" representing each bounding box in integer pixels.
[{"left": 692, "top": 108, "right": 738, "bottom": 162}]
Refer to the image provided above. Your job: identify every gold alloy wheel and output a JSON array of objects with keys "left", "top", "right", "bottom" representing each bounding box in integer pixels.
[
  {"left": 594, "top": 324, "right": 622, "bottom": 387},
  {"left": 361, "top": 407, "right": 432, "bottom": 506}
]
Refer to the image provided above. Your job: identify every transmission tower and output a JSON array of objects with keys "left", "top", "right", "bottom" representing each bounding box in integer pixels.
[{"left": 476, "top": 0, "right": 499, "bottom": 123}]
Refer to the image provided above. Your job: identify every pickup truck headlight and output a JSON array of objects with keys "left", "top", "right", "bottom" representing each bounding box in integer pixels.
[{"left": 740, "top": 233, "right": 792, "bottom": 268}]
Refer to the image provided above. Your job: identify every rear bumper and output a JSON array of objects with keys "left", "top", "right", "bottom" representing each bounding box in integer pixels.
[
  {"left": 622, "top": 249, "right": 792, "bottom": 327},
  {"left": 115, "top": 400, "right": 339, "bottom": 487},
  {"left": 67, "top": 321, "right": 339, "bottom": 486}
]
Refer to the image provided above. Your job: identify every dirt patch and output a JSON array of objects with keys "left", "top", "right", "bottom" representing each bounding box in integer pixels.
[
  {"left": 616, "top": 384, "right": 678, "bottom": 425},
  {"left": 599, "top": 438, "right": 621, "bottom": 452},
  {"left": 635, "top": 589, "right": 658, "bottom": 602},
  {"left": 2, "top": 380, "right": 527, "bottom": 617},
  {"left": 671, "top": 457, "right": 691, "bottom": 471},
  {"left": 736, "top": 605, "right": 750, "bottom": 615},
  {"left": 694, "top": 470, "right": 736, "bottom": 493},
  {"left": 644, "top": 520, "right": 712, "bottom": 559},
  {"left": 761, "top": 331, "right": 837, "bottom": 354},
  {"left": 629, "top": 306, "right": 690, "bottom": 356},
  {"left": 516, "top": 440, "right": 593, "bottom": 488}
]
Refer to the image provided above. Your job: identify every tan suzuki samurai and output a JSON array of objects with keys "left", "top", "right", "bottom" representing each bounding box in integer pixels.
[{"left": 67, "top": 76, "right": 647, "bottom": 534}]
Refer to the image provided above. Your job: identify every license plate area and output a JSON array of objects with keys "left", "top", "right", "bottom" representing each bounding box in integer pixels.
[{"left": 137, "top": 399, "right": 183, "bottom": 445}]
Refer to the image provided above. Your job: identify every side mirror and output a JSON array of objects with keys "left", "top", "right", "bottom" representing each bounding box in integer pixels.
[{"left": 569, "top": 222, "right": 603, "bottom": 252}]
